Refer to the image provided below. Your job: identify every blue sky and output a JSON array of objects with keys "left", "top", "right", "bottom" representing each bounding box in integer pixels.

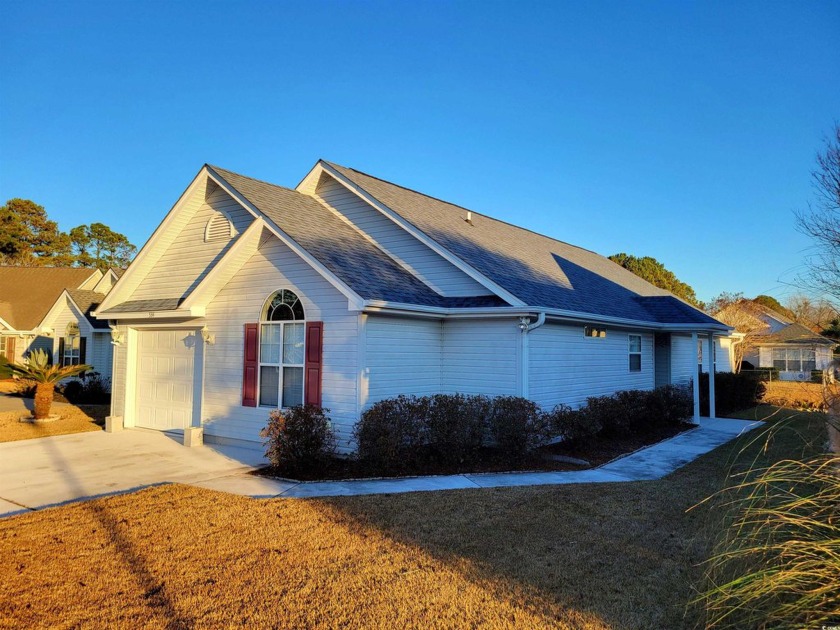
[{"left": 1, "top": 0, "right": 838, "bottom": 305}]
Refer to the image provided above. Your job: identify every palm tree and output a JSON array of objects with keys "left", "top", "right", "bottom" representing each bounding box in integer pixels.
[{"left": 10, "top": 349, "right": 91, "bottom": 419}]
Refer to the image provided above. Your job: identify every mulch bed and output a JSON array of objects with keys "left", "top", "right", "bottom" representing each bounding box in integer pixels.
[{"left": 256, "top": 421, "right": 697, "bottom": 482}]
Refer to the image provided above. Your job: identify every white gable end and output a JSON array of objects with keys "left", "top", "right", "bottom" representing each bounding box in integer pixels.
[
  {"left": 311, "top": 173, "right": 492, "bottom": 298},
  {"left": 130, "top": 181, "right": 254, "bottom": 301}
]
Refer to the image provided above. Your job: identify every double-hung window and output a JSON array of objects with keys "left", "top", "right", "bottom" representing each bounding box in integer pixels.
[
  {"left": 629, "top": 335, "right": 642, "bottom": 372},
  {"left": 0, "top": 336, "right": 6, "bottom": 357},
  {"left": 258, "top": 289, "right": 305, "bottom": 408}
]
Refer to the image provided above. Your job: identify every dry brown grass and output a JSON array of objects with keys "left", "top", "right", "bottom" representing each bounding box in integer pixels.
[
  {"left": 0, "top": 408, "right": 822, "bottom": 629},
  {"left": 762, "top": 380, "right": 826, "bottom": 409},
  {"left": 0, "top": 404, "right": 106, "bottom": 443}
]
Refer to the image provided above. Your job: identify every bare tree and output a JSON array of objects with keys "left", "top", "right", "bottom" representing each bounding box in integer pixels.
[
  {"left": 796, "top": 124, "right": 840, "bottom": 454},
  {"left": 796, "top": 125, "right": 840, "bottom": 298},
  {"left": 708, "top": 292, "right": 769, "bottom": 372},
  {"left": 785, "top": 293, "right": 839, "bottom": 332}
]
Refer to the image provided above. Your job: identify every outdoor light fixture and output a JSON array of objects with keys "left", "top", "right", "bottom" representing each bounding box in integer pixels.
[
  {"left": 201, "top": 326, "right": 215, "bottom": 345},
  {"left": 110, "top": 326, "right": 125, "bottom": 346},
  {"left": 518, "top": 317, "right": 529, "bottom": 331}
]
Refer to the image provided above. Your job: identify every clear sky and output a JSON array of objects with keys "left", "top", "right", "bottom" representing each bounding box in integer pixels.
[{"left": 1, "top": 1, "right": 838, "bottom": 305}]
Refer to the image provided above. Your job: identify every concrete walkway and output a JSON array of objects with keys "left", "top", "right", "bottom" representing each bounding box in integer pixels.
[{"left": 0, "top": 416, "right": 761, "bottom": 518}]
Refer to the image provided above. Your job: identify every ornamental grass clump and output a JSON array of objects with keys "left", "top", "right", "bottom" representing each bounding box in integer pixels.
[
  {"left": 698, "top": 454, "right": 840, "bottom": 628},
  {"left": 10, "top": 349, "right": 90, "bottom": 419},
  {"left": 260, "top": 405, "right": 336, "bottom": 477}
]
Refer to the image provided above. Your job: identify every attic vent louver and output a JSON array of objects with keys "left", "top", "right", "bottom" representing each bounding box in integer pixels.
[{"left": 205, "top": 211, "right": 234, "bottom": 242}]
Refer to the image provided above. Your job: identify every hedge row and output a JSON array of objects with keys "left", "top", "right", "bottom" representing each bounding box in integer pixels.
[
  {"left": 698, "top": 372, "right": 766, "bottom": 417},
  {"left": 354, "top": 386, "right": 694, "bottom": 474}
]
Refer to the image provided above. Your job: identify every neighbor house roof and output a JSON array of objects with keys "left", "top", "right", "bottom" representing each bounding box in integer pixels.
[
  {"left": 321, "top": 162, "right": 723, "bottom": 327},
  {"left": 759, "top": 322, "right": 837, "bottom": 346},
  {"left": 66, "top": 289, "right": 110, "bottom": 330},
  {"left": 0, "top": 267, "right": 100, "bottom": 330}
]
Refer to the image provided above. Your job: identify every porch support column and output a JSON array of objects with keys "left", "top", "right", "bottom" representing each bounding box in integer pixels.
[
  {"left": 692, "top": 332, "right": 700, "bottom": 419},
  {"left": 707, "top": 333, "right": 716, "bottom": 419}
]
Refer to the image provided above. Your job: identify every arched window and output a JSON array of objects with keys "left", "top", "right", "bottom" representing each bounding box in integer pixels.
[{"left": 258, "top": 290, "right": 305, "bottom": 408}]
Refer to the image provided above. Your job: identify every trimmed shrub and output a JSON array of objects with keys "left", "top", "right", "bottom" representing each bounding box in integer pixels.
[
  {"left": 811, "top": 369, "right": 824, "bottom": 384},
  {"left": 62, "top": 372, "right": 111, "bottom": 405},
  {"left": 699, "top": 372, "right": 766, "bottom": 416},
  {"left": 354, "top": 395, "right": 429, "bottom": 473},
  {"left": 427, "top": 393, "right": 490, "bottom": 466},
  {"left": 549, "top": 403, "right": 600, "bottom": 449},
  {"left": 487, "top": 396, "right": 550, "bottom": 464},
  {"left": 260, "top": 405, "right": 336, "bottom": 477}
]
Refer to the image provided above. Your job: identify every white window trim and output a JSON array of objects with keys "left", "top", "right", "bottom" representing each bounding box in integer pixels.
[
  {"left": 771, "top": 347, "right": 817, "bottom": 372},
  {"left": 0, "top": 335, "right": 6, "bottom": 354},
  {"left": 257, "top": 289, "right": 306, "bottom": 409},
  {"left": 63, "top": 335, "right": 81, "bottom": 366},
  {"left": 629, "top": 334, "right": 642, "bottom": 372}
]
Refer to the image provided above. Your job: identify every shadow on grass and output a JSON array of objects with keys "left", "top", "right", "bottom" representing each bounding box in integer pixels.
[
  {"left": 32, "top": 427, "right": 195, "bottom": 628},
  {"left": 305, "top": 408, "right": 827, "bottom": 630}
]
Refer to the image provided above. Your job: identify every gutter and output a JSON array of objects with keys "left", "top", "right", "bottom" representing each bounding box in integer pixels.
[{"left": 360, "top": 300, "right": 732, "bottom": 333}]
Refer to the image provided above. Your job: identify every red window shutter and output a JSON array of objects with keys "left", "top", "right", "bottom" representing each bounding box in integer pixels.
[
  {"left": 304, "top": 321, "right": 323, "bottom": 407},
  {"left": 79, "top": 337, "right": 87, "bottom": 366},
  {"left": 242, "top": 323, "right": 259, "bottom": 407},
  {"left": 58, "top": 338, "right": 66, "bottom": 367},
  {"left": 5, "top": 337, "right": 15, "bottom": 362}
]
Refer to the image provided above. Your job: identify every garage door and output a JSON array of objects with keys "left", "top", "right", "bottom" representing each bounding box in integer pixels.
[{"left": 136, "top": 330, "right": 196, "bottom": 430}]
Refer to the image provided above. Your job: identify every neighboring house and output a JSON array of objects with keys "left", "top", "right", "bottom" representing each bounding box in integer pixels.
[
  {"left": 95, "top": 161, "right": 733, "bottom": 451},
  {"left": 715, "top": 300, "right": 836, "bottom": 380},
  {"left": 0, "top": 266, "right": 121, "bottom": 380}
]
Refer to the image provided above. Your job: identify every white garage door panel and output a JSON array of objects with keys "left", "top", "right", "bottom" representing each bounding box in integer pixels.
[{"left": 136, "top": 330, "right": 197, "bottom": 430}]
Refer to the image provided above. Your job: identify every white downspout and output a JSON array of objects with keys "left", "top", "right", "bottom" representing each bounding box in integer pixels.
[{"left": 519, "top": 313, "right": 546, "bottom": 398}]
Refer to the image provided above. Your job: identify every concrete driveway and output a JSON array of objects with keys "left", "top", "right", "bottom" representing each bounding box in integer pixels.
[{"left": 0, "top": 429, "right": 266, "bottom": 517}]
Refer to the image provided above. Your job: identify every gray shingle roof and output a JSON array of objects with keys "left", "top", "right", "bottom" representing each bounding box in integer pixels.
[
  {"left": 66, "top": 289, "right": 109, "bottom": 329},
  {"left": 209, "top": 166, "right": 507, "bottom": 309},
  {"left": 760, "top": 322, "right": 837, "bottom": 346},
  {"left": 105, "top": 298, "right": 184, "bottom": 313},
  {"left": 324, "top": 162, "right": 723, "bottom": 327}
]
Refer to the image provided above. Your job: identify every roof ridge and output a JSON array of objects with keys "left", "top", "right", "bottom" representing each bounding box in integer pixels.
[
  {"left": 322, "top": 161, "right": 610, "bottom": 260},
  {"left": 207, "top": 164, "right": 303, "bottom": 196}
]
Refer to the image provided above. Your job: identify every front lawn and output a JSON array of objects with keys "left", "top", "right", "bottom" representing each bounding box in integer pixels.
[
  {"left": 0, "top": 407, "right": 824, "bottom": 629},
  {"left": 0, "top": 404, "right": 106, "bottom": 443}
]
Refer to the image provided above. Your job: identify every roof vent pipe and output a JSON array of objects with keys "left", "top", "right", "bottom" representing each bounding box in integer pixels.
[{"left": 465, "top": 211, "right": 473, "bottom": 225}]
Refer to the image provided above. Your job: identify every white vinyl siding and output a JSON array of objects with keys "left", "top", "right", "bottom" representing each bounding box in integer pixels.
[
  {"left": 442, "top": 319, "right": 520, "bottom": 396},
  {"left": 200, "top": 234, "right": 359, "bottom": 452},
  {"left": 365, "top": 316, "right": 442, "bottom": 404},
  {"left": 130, "top": 185, "right": 253, "bottom": 301},
  {"left": 91, "top": 333, "right": 113, "bottom": 381},
  {"left": 314, "top": 177, "right": 492, "bottom": 298},
  {"left": 528, "top": 323, "right": 654, "bottom": 409},
  {"left": 110, "top": 331, "right": 129, "bottom": 419},
  {"left": 46, "top": 296, "right": 113, "bottom": 375},
  {"left": 670, "top": 334, "right": 697, "bottom": 386}
]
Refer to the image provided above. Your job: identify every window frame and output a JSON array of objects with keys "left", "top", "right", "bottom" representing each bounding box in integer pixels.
[
  {"left": 257, "top": 290, "right": 306, "bottom": 409},
  {"left": 0, "top": 336, "right": 6, "bottom": 355},
  {"left": 628, "top": 334, "right": 642, "bottom": 372},
  {"left": 771, "top": 346, "right": 817, "bottom": 373},
  {"left": 63, "top": 335, "right": 81, "bottom": 366}
]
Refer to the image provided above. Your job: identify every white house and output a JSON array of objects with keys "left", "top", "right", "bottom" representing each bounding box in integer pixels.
[
  {"left": 0, "top": 266, "right": 120, "bottom": 379},
  {"left": 95, "top": 161, "right": 733, "bottom": 451},
  {"left": 715, "top": 300, "right": 836, "bottom": 380}
]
